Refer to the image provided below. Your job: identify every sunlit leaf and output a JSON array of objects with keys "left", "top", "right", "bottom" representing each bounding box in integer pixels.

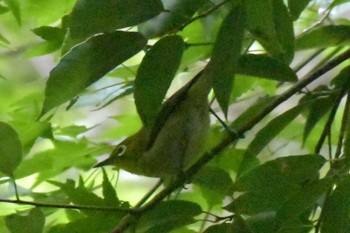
[
  {"left": 207, "top": 5, "right": 245, "bottom": 116},
  {"left": 95, "top": 82, "right": 134, "bottom": 109},
  {"left": 0, "top": 5, "right": 9, "bottom": 14},
  {"left": 56, "top": 125, "right": 90, "bottom": 137},
  {"left": 11, "top": 120, "right": 52, "bottom": 154},
  {"left": 14, "top": 140, "right": 99, "bottom": 182},
  {"left": 21, "top": 0, "right": 76, "bottom": 26},
  {"left": 41, "top": 31, "right": 147, "bottom": 116},
  {"left": 3, "top": 0, "right": 21, "bottom": 25},
  {"left": 0, "top": 32, "right": 10, "bottom": 44},
  {"left": 0, "top": 122, "right": 22, "bottom": 176},
  {"left": 134, "top": 35, "right": 184, "bottom": 127}
]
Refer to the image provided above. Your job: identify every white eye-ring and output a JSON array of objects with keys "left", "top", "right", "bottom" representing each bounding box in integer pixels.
[{"left": 117, "top": 145, "right": 127, "bottom": 156}]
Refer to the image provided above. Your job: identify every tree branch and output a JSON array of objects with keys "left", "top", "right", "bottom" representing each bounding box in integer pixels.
[{"left": 110, "top": 48, "right": 350, "bottom": 233}]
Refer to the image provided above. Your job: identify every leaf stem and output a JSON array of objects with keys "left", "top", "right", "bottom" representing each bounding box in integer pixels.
[{"left": 335, "top": 91, "right": 350, "bottom": 158}]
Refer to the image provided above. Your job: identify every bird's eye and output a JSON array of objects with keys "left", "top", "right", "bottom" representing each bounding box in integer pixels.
[{"left": 117, "top": 145, "right": 127, "bottom": 156}]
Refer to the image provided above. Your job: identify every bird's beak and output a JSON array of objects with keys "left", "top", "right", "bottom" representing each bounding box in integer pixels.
[{"left": 93, "top": 157, "right": 113, "bottom": 168}]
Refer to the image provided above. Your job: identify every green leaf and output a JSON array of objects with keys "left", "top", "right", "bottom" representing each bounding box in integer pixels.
[
  {"left": 288, "top": 0, "right": 311, "bottom": 20},
  {"left": 237, "top": 103, "right": 306, "bottom": 176},
  {"left": 236, "top": 54, "right": 297, "bottom": 82},
  {"left": 5, "top": 208, "right": 45, "bottom": 233},
  {"left": 138, "top": 200, "right": 202, "bottom": 233},
  {"left": 331, "top": 65, "right": 350, "bottom": 90},
  {"left": 213, "top": 148, "right": 249, "bottom": 174},
  {"left": 56, "top": 125, "right": 90, "bottom": 137},
  {"left": 0, "top": 32, "right": 10, "bottom": 44},
  {"left": 276, "top": 218, "right": 312, "bottom": 233},
  {"left": 50, "top": 178, "right": 105, "bottom": 210},
  {"left": 328, "top": 0, "right": 350, "bottom": 9},
  {"left": 272, "top": 0, "right": 295, "bottom": 63},
  {"left": 228, "top": 155, "right": 326, "bottom": 215},
  {"left": 235, "top": 155, "right": 326, "bottom": 192},
  {"left": 244, "top": 0, "right": 283, "bottom": 59},
  {"left": 207, "top": 6, "right": 245, "bottom": 116},
  {"left": 231, "top": 96, "right": 275, "bottom": 128},
  {"left": 29, "top": 26, "right": 66, "bottom": 56},
  {"left": 296, "top": 25, "right": 350, "bottom": 50},
  {"left": 204, "top": 223, "right": 231, "bottom": 233},
  {"left": 21, "top": 0, "right": 76, "bottom": 26},
  {"left": 345, "top": 100, "right": 350, "bottom": 159},
  {"left": 14, "top": 140, "right": 98, "bottom": 183},
  {"left": 171, "top": 227, "right": 197, "bottom": 233},
  {"left": 10, "top": 120, "right": 52, "bottom": 154},
  {"left": 320, "top": 176, "right": 350, "bottom": 233},
  {"left": 24, "top": 41, "right": 63, "bottom": 57},
  {"left": 102, "top": 169, "right": 118, "bottom": 205},
  {"left": 41, "top": 31, "right": 147, "bottom": 116},
  {"left": 193, "top": 166, "right": 233, "bottom": 206},
  {"left": 134, "top": 35, "right": 184, "bottom": 127},
  {"left": 0, "top": 122, "right": 22, "bottom": 176},
  {"left": 68, "top": 0, "right": 163, "bottom": 40},
  {"left": 246, "top": 212, "right": 277, "bottom": 233},
  {"left": 302, "top": 86, "right": 341, "bottom": 144},
  {"left": 32, "top": 26, "right": 66, "bottom": 42},
  {"left": 0, "top": 5, "right": 9, "bottom": 14},
  {"left": 3, "top": 0, "right": 21, "bottom": 25},
  {"left": 139, "top": 0, "right": 207, "bottom": 38},
  {"left": 277, "top": 177, "right": 333, "bottom": 222},
  {"left": 48, "top": 214, "right": 124, "bottom": 233}
]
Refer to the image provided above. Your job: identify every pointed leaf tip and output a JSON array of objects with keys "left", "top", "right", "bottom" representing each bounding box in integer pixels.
[
  {"left": 0, "top": 122, "right": 22, "bottom": 176},
  {"left": 40, "top": 31, "right": 147, "bottom": 117}
]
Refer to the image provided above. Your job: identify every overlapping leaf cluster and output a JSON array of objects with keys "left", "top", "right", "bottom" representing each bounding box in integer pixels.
[{"left": 1, "top": 0, "right": 350, "bottom": 233}]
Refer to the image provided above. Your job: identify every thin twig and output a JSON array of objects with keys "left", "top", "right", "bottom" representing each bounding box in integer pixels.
[
  {"left": 135, "top": 180, "right": 163, "bottom": 208},
  {"left": 179, "top": 0, "right": 230, "bottom": 30},
  {"left": 293, "top": 48, "right": 325, "bottom": 73},
  {"left": 11, "top": 176, "right": 20, "bottom": 201},
  {"left": 0, "top": 198, "right": 133, "bottom": 213}
]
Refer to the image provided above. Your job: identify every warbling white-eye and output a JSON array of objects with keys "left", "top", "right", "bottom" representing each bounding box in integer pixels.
[{"left": 94, "top": 70, "right": 212, "bottom": 177}]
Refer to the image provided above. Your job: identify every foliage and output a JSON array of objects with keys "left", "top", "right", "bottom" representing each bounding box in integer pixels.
[{"left": 1, "top": 0, "right": 350, "bottom": 232}]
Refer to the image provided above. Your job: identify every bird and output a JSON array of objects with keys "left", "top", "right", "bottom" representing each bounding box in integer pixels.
[{"left": 94, "top": 69, "right": 212, "bottom": 178}]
